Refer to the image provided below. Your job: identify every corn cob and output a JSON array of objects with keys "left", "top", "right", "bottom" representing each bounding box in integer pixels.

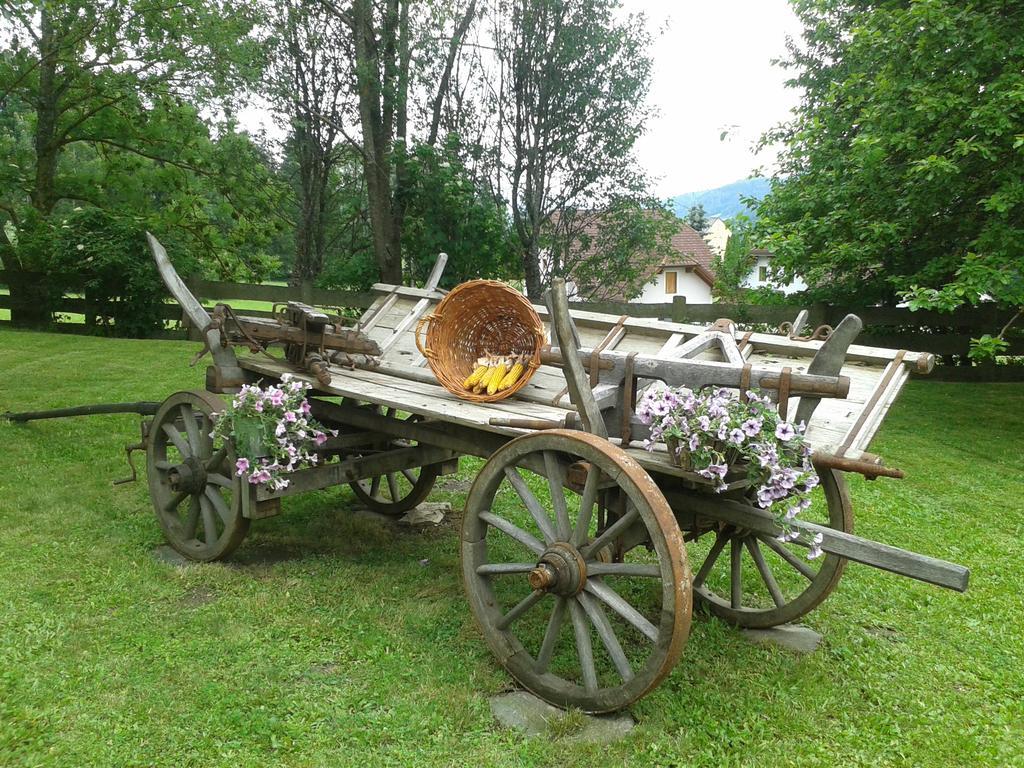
[
  {"left": 487, "top": 357, "right": 509, "bottom": 395},
  {"left": 474, "top": 360, "right": 499, "bottom": 393},
  {"left": 498, "top": 355, "right": 525, "bottom": 391},
  {"left": 462, "top": 356, "right": 490, "bottom": 389}
]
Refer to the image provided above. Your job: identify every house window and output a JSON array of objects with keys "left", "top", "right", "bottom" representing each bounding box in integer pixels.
[
  {"left": 758, "top": 265, "right": 768, "bottom": 283},
  {"left": 665, "top": 271, "right": 677, "bottom": 294}
]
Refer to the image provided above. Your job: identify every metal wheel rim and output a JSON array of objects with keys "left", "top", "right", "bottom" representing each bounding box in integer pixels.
[
  {"left": 462, "top": 430, "right": 691, "bottom": 713},
  {"left": 146, "top": 390, "right": 251, "bottom": 562}
]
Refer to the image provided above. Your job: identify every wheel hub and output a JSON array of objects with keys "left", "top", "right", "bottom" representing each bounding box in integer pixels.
[
  {"left": 168, "top": 456, "right": 207, "bottom": 495},
  {"left": 528, "top": 542, "right": 588, "bottom": 596}
]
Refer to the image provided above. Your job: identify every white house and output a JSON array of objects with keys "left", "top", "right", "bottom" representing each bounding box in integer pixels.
[
  {"left": 704, "top": 217, "right": 730, "bottom": 256},
  {"left": 740, "top": 248, "right": 808, "bottom": 295},
  {"left": 546, "top": 215, "right": 717, "bottom": 304},
  {"left": 703, "top": 220, "right": 808, "bottom": 296},
  {"left": 632, "top": 223, "right": 716, "bottom": 304}
]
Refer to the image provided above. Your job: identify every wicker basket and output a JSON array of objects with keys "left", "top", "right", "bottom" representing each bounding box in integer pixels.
[{"left": 415, "top": 279, "right": 546, "bottom": 402}]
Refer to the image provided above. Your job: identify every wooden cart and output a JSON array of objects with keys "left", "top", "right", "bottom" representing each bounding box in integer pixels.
[{"left": 41, "top": 237, "right": 973, "bottom": 713}]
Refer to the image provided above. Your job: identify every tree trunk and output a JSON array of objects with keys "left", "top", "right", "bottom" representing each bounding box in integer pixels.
[
  {"left": 291, "top": 125, "right": 329, "bottom": 285},
  {"left": 351, "top": 0, "right": 403, "bottom": 285},
  {"left": 32, "top": 6, "right": 59, "bottom": 217},
  {"left": 523, "top": 240, "right": 542, "bottom": 300}
]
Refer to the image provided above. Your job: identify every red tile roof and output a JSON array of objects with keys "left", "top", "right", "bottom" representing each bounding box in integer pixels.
[{"left": 548, "top": 211, "right": 717, "bottom": 302}]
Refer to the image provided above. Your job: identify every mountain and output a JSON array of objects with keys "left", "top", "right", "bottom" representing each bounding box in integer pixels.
[{"left": 670, "top": 178, "right": 771, "bottom": 221}]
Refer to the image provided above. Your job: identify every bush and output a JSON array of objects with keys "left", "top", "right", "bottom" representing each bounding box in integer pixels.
[{"left": 51, "top": 208, "right": 192, "bottom": 338}]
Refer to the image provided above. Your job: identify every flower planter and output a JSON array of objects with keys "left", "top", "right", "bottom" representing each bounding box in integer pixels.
[
  {"left": 232, "top": 416, "right": 270, "bottom": 459},
  {"left": 666, "top": 436, "right": 694, "bottom": 470}
]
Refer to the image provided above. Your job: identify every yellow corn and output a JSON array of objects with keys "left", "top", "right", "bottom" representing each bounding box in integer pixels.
[
  {"left": 488, "top": 359, "right": 508, "bottom": 395},
  {"left": 463, "top": 363, "right": 489, "bottom": 389},
  {"left": 475, "top": 364, "right": 498, "bottom": 393},
  {"left": 498, "top": 360, "right": 525, "bottom": 391}
]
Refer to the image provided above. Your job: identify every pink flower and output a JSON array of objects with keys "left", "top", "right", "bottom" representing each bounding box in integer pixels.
[
  {"left": 235, "top": 457, "right": 250, "bottom": 475},
  {"left": 300, "top": 400, "right": 312, "bottom": 415},
  {"left": 283, "top": 411, "right": 297, "bottom": 423},
  {"left": 253, "top": 400, "right": 263, "bottom": 413},
  {"left": 267, "top": 388, "right": 285, "bottom": 407},
  {"left": 314, "top": 431, "right": 328, "bottom": 446}
]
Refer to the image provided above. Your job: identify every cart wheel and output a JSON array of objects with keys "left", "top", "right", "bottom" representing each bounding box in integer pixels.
[
  {"left": 686, "top": 468, "right": 853, "bottom": 628},
  {"left": 146, "top": 390, "right": 251, "bottom": 562},
  {"left": 349, "top": 410, "right": 440, "bottom": 515},
  {"left": 462, "top": 430, "right": 691, "bottom": 713}
]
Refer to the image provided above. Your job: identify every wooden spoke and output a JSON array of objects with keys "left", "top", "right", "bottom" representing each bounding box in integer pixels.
[
  {"left": 207, "top": 473, "right": 233, "bottom": 488},
  {"left": 688, "top": 469, "right": 853, "bottom": 629},
  {"left": 496, "top": 590, "right": 546, "bottom": 630},
  {"left": 586, "top": 562, "right": 660, "bottom": 578},
  {"left": 504, "top": 467, "right": 558, "bottom": 545},
  {"left": 385, "top": 472, "right": 400, "bottom": 502},
  {"left": 581, "top": 506, "right": 640, "bottom": 560},
  {"left": 479, "top": 511, "right": 545, "bottom": 555},
  {"left": 568, "top": 600, "right": 598, "bottom": 693},
  {"left": 164, "top": 490, "right": 189, "bottom": 513},
  {"left": 584, "top": 579, "right": 659, "bottom": 643},
  {"left": 746, "top": 538, "right": 786, "bottom": 608},
  {"left": 204, "top": 487, "right": 233, "bottom": 525},
  {"left": 476, "top": 563, "right": 537, "bottom": 576},
  {"left": 543, "top": 451, "right": 571, "bottom": 540},
  {"left": 693, "top": 530, "right": 729, "bottom": 587},
  {"left": 162, "top": 423, "right": 191, "bottom": 457},
  {"left": 536, "top": 597, "right": 568, "bottom": 673},
  {"left": 349, "top": 411, "right": 440, "bottom": 516},
  {"left": 182, "top": 496, "right": 200, "bottom": 539},
  {"left": 179, "top": 406, "right": 203, "bottom": 455},
  {"left": 205, "top": 446, "right": 228, "bottom": 473},
  {"left": 572, "top": 466, "right": 601, "bottom": 547},
  {"left": 199, "top": 495, "right": 219, "bottom": 545},
  {"left": 760, "top": 534, "right": 816, "bottom": 581},
  {"left": 578, "top": 592, "right": 633, "bottom": 682},
  {"left": 730, "top": 537, "right": 743, "bottom": 609},
  {"left": 147, "top": 391, "right": 251, "bottom": 562},
  {"left": 461, "top": 430, "right": 690, "bottom": 713}
]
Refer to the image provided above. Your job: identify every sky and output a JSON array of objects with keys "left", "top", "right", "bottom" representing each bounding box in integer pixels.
[
  {"left": 626, "top": 0, "right": 804, "bottom": 198},
  {"left": 238, "top": 1, "right": 804, "bottom": 200}
]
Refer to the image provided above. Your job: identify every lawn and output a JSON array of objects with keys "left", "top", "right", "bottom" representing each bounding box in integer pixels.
[{"left": 0, "top": 328, "right": 1021, "bottom": 767}]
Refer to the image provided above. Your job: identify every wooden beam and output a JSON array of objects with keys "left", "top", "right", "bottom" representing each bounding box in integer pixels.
[
  {"left": 547, "top": 279, "right": 607, "bottom": 438},
  {"left": 254, "top": 444, "right": 457, "bottom": 501},
  {"left": 665, "top": 489, "right": 969, "bottom": 592}
]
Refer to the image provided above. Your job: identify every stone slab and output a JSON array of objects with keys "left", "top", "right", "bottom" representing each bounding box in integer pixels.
[
  {"left": 741, "top": 623, "right": 822, "bottom": 653},
  {"left": 151, "top": 545, "right": 193, "bottom": 568},
  {"left": 490, "top": 691, "right": 634, "bottom": 744},
  {"left": 398, "top": 501, "right": 450, "bottom": 526}
]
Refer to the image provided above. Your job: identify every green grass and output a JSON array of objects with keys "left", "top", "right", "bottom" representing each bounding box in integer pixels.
[{"left": 0, "top": 328, "right": 1022, "bottom": 767}]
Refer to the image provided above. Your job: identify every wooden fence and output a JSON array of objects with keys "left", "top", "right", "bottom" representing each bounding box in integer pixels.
[{"left": 1, "top": 271, "right": 1021, "bottom": 379}]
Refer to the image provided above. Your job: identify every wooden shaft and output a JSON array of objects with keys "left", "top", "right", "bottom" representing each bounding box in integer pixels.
[
  {"left": 812, "top": 451, "right": 905, "bottom": 480},
  {"left": 3, "top": 402, "right": 160, "bottom": 422},
  {"left": 545, "top": 345, "right": 850, "bottom": 400},
  {"left": 663, "top": 488, "right": 969, "bottom": 592}
]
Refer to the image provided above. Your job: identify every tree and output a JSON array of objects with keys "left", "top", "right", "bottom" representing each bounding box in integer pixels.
[
  {"left": 755, "top": 0, "right": 1024, "bottom": 333},
  {"left": 543, "top": 200, "right": 676, "bottom": 302},
  {"left": 711, "top": 213, "right": 757, "bottom": 302},
  {"left": 0, "top": 0, "right": 275, "bottom": 324},
  {"left": 487, "top": 0, "right": 658, "bottom": 299},
  {"left": 685, "top": 203, "right": 708, "bottom": 235},
  {"left": 265, "top": 1, "right": 352, "bottom": 284}
]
